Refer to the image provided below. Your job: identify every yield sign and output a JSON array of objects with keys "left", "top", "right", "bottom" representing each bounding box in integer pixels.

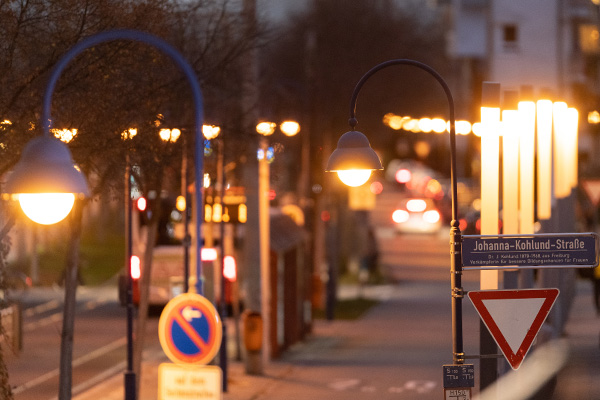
[{"left": 468, "top": 289, "right": 559, "bottom": 370}]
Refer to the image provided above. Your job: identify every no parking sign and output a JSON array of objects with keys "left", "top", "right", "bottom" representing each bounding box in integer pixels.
[{"left": 158, "top": 293, "right": 223, "bottom": 365}]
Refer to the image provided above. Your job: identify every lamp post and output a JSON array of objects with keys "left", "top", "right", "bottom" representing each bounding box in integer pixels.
[
  {"left": 5, "top": 29, "right": 205, "bottom": 400},
  {"left": 202, "top": 124, "right": 233, "bottom": 391},
  {"left": 252, "top": 119, "right": 300, "bottom": 367},
  {"left": 325, "top": 59, "right": 464, "bottom": 365}
]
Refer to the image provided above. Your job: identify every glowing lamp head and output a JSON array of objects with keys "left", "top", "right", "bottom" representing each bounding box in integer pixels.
[
  {"left": 336, "top": 169, "right": 372, "bottom": 187},
  {"left": 18, "top": 193, "right": 75, "bottom": 225},
  {"left": 326, "top": 130, "right": 383, "bottom": 187},
  {"left": 6, "top": 136, "right": 90, "bottom": 225},
  {"left": 280, "top": 121, "right": 300, "bottom": 136},
  {"left": 256, "top": 122, "right": 276, "bottom": 136}
]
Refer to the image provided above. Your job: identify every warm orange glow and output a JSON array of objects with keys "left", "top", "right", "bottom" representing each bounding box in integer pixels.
[
  {"left": 18, "top": 193, "right": 75, "bottom": 225},
  {"left": 201, "top": 248, "right": 218, "bottom": 262},
  {"left": 553, "top": 102, "right": 570, "bottom": 199},
  {"left": 159, "top": 128, "right": 181, "bottom": 143},
  {"left": 501, "top": 107, "right": 519, "bottom": 235},
  {"left": 121, "top": 128, "right": 138, "bottom": 140},
  {"left": 280, "top": 121, "right": 300, "bottom": 136},
  {"left": 238, "top": 204, "right": 247, "bottom": 223},
  {"left": 480, "top": 106, "right": 500, "bottom": 236},
  {"left": 336, "top": 169, "right": 372, "bottom": 187},
  {"left": 518, "top": 100, "right": 536, "bottom": 235},
  {"left": 202, "top": 125, "right": 220, "bottom": 140},
  {"left": 256, "top": 122, "right": 276, "bottom": 136},
  {"left": 176, "top": 195, "right": 186, "bottom": 212},
  {"left": 52, "top": 128, "right": 78, "bottom": 143}
]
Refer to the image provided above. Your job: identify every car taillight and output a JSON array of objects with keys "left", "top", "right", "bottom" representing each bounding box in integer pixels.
[
  {"left": 392, "top": 209, "right": 410, "bottom": 223},
  {"left": 130, "top": 255, "right": 141, "bottom": 280},
  {"left": 423, "top": 210, "right": 440, "bottom": 224}
]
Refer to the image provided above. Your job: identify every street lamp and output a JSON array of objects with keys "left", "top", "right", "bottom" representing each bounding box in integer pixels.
[
  {"left": 252, "top": 119, "right": 300, "bottom": 365},
  {"left": 5, "top": 29, "right": 205, "bottom": 400},
  {"left": 326, "top": 130, "right": 382, "bottom": 187},
  {"left": 6, "top": 136, "right": 89, "bottom": 223},
  {"left": 325, "top": 59, "right": 463, "bottom": 365}
]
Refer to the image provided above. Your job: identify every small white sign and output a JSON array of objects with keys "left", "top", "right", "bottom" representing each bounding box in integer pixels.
[
  {"left": 445, "top": 388, "right": 471, "bottom": 400},
  {"left": 158, "top": 363, "right": 222, "bottom": 400}
]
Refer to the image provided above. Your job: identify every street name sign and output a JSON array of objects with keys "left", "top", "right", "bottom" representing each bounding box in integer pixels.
[
  {"left": 462, "top": 233, "right": 599, "bottom": 270},
  {"left": 468, "top": 289, "right": 559, "bottom": 370},
  {"left": 158, "top": 293, "right": 222, "bottom": 365},
  {"left": 158, "top": 363, "right": 222, "bottom": 400}
]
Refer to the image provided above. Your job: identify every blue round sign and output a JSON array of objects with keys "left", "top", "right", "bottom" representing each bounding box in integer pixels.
[{"left": 158, "top": 293, "right": 222, "bottom": 364}]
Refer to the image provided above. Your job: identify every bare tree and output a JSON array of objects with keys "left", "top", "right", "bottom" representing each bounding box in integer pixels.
[{"left": 0, "top": 0, "right": 259, "bottom": 398}]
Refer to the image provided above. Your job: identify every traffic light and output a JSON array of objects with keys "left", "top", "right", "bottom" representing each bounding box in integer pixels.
[
  {"left": 136, "top": 197, "right": 147, "bottom": 211},
  {"left": 135, "top": 196, "right": 152, "bottom": 225},
  {"left": 118, "top": 255, "right": 141, "bottom": 307}
]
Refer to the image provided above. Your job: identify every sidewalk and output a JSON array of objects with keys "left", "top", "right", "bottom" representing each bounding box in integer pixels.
[
  {"left": 73, "top": 284, "right": 396, "bottom": 400},
  {"left": 73, "top": 280, "right": 600, "bottom": 400}
]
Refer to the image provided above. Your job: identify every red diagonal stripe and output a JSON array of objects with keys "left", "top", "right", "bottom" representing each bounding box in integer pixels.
[{"left": 172, "top": 311, "right": 210, "bottom": 353}]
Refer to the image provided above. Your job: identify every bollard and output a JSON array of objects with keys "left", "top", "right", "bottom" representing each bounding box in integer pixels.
[{"left": 243, "top": 311, "right": 263, "bottom": 353}]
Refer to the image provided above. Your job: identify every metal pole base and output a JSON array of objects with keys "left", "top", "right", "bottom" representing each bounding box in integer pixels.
[{"left": 124, "top": 371, "right": 136, "bottom": 400}]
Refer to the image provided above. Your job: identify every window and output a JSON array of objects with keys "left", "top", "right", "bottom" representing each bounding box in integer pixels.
[{"left": 502, "top": 24, "right": 518, "bottom": 51}]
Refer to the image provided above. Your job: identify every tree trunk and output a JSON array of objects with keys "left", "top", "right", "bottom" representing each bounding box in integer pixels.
[
  {"left": 0, "top": 218, "right": 14, "bottom": 400},
  {"left": 133, "top": 200, "right": 160, "bottom": 394},
  {"left": 58, "top": 200, "right": 84, "bottom": 400}
]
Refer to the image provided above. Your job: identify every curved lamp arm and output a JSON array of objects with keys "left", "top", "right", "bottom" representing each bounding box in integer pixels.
[
  {"left": 347, "top": 59, "right": 458, "bottom": 223},
  {"left": 41, "top": 29, "right": 205, "bottom": 294},
  {"left": 340, "top": 59, "right": 464, "bottom": 365}
]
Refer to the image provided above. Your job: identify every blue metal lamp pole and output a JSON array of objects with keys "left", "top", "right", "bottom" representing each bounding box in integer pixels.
[{"left": 39, "top": 29, "right": 205, "bottom": 400}]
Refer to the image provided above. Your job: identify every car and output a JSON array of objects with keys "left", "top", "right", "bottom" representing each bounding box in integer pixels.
[{"left": 392, "top": 198, "right": 442, "bottom": 234}]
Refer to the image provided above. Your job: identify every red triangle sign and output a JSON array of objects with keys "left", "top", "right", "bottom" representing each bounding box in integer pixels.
[{"left": 468, "top": 288, "right": 559, "bottom": 370}]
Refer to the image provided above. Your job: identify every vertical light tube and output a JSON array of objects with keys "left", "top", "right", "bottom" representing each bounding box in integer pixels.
[
  {"left": 480, "top": 82, "right": 501, "bottom": 290},
  {"left": 566, "top": 108, "right": 579, "bottom": 190},
  {"left": 536, "top": 99, "right": 553, "bottom": 220},
  {"left": 553, "top": 101, "right": 570, "bottom": 199},
  {"left": 518, "top": 99, "right": 536, "bottom": 235},
  {"left": 501, "top": 90, "right": 520, "bottom": 236}
]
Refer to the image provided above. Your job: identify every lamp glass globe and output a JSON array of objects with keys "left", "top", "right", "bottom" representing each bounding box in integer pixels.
[
  {"left": 336, "top": 169, "right": 371, "bottom": 187},
  {"left": 18, "top": 193, "right": 75, "bottom": 225}
]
